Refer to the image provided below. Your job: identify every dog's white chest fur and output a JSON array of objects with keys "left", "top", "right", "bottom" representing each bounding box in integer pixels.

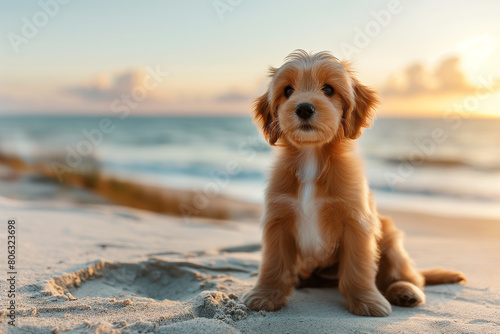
[{"left": 296, "top": 147, "right": 324, "bottom": 255}]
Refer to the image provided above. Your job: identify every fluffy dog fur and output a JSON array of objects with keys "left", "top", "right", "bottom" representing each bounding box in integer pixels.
[{"left": 242, "top": 50, "right": 466, "bottom": 317}]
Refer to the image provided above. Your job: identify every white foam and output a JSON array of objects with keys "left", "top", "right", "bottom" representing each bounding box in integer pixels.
[{"left": 374, "top": 192, "right": 500, "bottom": 220}]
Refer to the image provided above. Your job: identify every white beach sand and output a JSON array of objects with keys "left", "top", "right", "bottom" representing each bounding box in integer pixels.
[{"left": 0, "top": 194, "right": 499, "bottom": 333}]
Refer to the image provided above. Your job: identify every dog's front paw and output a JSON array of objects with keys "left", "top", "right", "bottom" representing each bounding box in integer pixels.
[
  {"left": 345, "top": 290, "right": 392, "bottom": 317},
  {"left": 242, "top": 287, "right": 287, "bottom": 311}
]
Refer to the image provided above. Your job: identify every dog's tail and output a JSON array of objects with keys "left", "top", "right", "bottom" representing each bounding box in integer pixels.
[{"left": 420, "top": 268, "right": 466, "bottom": 286}]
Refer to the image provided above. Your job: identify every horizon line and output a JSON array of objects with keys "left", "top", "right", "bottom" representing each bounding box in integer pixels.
[{"left": 1, "top": 112, "right": 499, "bottom": 120}]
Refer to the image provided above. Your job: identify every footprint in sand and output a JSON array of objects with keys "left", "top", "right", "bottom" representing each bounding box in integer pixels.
[
  {"left": 54, "top": 259, "right": 222, "bottom": 302},
  {"left": 44, "top": 250, "right": 259, "bottom": 303}
]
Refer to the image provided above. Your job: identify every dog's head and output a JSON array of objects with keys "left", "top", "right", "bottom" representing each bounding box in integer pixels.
[{"left": 254, "top": 50, "right": 378, "bottom": 146}]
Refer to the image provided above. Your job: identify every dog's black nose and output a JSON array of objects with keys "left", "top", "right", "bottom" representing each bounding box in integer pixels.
[{"left": 295, "top": 103, "right": 315, "bottom": 120}]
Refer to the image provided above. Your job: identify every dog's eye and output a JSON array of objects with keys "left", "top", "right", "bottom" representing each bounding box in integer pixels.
[
  {"left": 322, "top": 84, "right": 334, "bottom": 96},
  {"left": 284, "top": 86, "right": 294, "bottom": 98}
]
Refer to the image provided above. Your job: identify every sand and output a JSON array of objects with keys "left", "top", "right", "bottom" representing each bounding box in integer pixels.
[{"left": 0, "top": 192, "right": 499, "bottom": 333}]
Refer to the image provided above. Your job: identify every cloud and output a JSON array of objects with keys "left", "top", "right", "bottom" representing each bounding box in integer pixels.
[
  {"left": 382, "top": 56, "right": 482, "bottom": 97},
  {"left": 214, "top": 91, "right": 252, "bottom": 103},
  {"left": 63, "top": 69, "right": 159, "bottom": 102},
  {"left": 434, "top": 57, "right": 476, "bottom": 93}
]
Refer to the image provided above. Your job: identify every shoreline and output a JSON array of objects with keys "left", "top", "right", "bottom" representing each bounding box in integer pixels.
[
  {"left": 3, "top": 157, "right": 500, "bottom": 226},
  {"left": 0, "top": 158, "right": 262, "bottom": 222}
]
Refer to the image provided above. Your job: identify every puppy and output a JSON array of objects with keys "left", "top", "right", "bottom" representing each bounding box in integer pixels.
[{"left": 242, "top": 50, "right": 465, "bottom": 317}]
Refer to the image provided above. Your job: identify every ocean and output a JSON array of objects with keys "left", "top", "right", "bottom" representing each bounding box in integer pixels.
[{"left": 1, "top": 115, "right": 499, "bottom": 218}]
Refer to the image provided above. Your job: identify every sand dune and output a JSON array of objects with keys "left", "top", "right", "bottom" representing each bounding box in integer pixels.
[{"left": 0, "top": 196, "right": 499, "bottom": 333}]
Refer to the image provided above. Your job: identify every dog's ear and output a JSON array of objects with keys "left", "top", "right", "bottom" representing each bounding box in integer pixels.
[
  {"left": 342, "top": 75, "right": 378, "bottom": 139},
  {"left": 253, "top": 91, "right": 281, "bottom": 145}
]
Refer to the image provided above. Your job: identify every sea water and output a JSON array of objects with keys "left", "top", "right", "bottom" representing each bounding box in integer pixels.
[{"left": 1, "top": 115, "right": 499, "bottom": 219}]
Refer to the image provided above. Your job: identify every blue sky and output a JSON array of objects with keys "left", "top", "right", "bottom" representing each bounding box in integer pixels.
[{"left": 1, "top": 0, "right": 499, "bottom": 116}]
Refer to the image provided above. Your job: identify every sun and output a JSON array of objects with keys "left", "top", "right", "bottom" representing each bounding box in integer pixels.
[{"left": 456, "top": 34, "right": 498, "bottom": 70}]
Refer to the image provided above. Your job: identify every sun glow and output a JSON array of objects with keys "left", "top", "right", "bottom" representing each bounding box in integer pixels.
[{"left": 456, "top": 35, "right": 498, "bottom": 70}]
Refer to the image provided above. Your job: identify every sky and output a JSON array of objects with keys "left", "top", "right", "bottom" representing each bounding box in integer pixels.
[{"left": 1, "top": 0, "right": 500, "bottom": 117}]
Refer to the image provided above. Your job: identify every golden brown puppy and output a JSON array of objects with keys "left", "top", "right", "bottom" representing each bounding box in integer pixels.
[{"left": 242, "top": 50, "right": 465, "bottom": 317}]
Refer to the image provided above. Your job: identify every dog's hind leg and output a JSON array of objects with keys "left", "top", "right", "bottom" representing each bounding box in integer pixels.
[{"left": 376, "top": 215, "right": 426, "bottom": 307}]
